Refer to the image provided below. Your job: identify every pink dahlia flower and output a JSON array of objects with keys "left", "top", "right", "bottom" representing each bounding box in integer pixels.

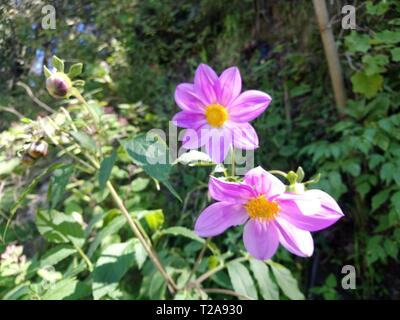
[
  {"left": 195, "top": 166, "right": 344, "bottom": 260},
  {"left": 172, "top": 64, "right": 272, "bottom": 163}
]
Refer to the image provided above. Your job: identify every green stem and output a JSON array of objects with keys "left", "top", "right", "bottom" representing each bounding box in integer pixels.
[
  {"left": 268, "top": 170, "right": 288, "bottom": 178},
  {"left": 230, "top": 145, "right": 236, "bottom": 177},
  {"left": 189, "top": 256, "right": 249, "bottom": 288},
  {"left": 185, "top": 238, "right": 210, "bottom": 287},
  {"left": 72, "top": 242, "right": 93, "bottom": 272}
]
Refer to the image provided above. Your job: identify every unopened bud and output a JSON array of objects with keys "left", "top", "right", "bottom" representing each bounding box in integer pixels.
[{"left": 46, "top": 72, "right": 72, "bottom": 98}]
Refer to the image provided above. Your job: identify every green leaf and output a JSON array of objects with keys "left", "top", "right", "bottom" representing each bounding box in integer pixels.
[
  {"left": 40, "top": 244, "right": 76, "bottom": 268},
  {"left": 391, "top": 191, "right": 400, "bottom": 212},
  {"left": 92, "top": 240, "right": 136, "bottom": 300},
  {"left": 36, "top": 209, "right": 85, "bottom": 247},
  {"left": 371, "top": 189, "right": 391, "bottom": 211},
  {"left": 5, "top": 163, "right": 63, "bottom": 240},
  {"left": 227, "top": 261, "right": 258, "bottom": 300},
  {"left": 131, "top": 177, "right": 150, "bottom": 192},
  {"left": 250, "top": 259, "right": 279, "bottom": 300},
  {"left": 132, "top": 239, "right": 147, "bottom": 269},
  {"left": 174, "top": 150, "right": 213, "bottom": 166},
  {"left": 52, "top": 55, "right": 64, "bottom": 73},
  {"left": 98, "top": 150, "right": 117, "bottom": 192},
  {"left": 42, "top": 277, "right": 90, "bottom": 300},
  {"left": 372, "top": 30, "right": 400, "bottom": 45},
  {"left": 344, "top": 32, "right": 371, "bottom": 53},
  {"left": 362, "top": 54, "right": 389, "bottom": 76},
  {"left": 268, "top": 261, "right": 305, "bottom": 300},
  {"left": 143, "top": 209, "right": 164, "bottom": 232},
  {"left": 68, "top": 63, "right": 83, "bottom": 78},
  {"left": 148, "top": 272, "right": 167, "bottom": 299},
  {"left": 87, "top": 215, "right": 126, "bottom": 257},
  {"left": 391, "top": 48, "right": 400, "bottom": 62},
  {"left": 71, "top": 131, "right": 97, "bottom": 153},
  {"left": 159, "top": 226, "right": 205, "bottom": 244},
  {"left": 47, "top": 164, "right": 73, "bottom": 209},
  {"left": 123, "top": 133, "right": 181, "bottom": 201},
  {"left": 43, "top": 65, "right": 52, "bottom": 78},
  {"left": 0, "top": 158, "right": 19, "bottom": 175},
  {"left": 351, "top": 72, "right": 383, "bottom": 99}
]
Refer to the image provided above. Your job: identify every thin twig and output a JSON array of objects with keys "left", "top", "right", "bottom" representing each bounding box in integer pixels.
[{"left": 16, "top": 81, "right": 55, "bottom": 114}]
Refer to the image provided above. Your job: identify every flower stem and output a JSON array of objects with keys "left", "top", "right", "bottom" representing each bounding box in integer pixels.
[
  {"left": 230, "top": 145, "right": 236, "bottom": 176},
  {"left": 268, "top": 170, "right": 288, "bottom": 178},
  {"left": 106, "top": 180, "right": 177, "bottom": 292}
]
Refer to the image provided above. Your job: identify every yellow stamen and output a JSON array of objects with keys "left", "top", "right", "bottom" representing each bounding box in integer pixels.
[
  {"left": 245, "top": 195, "right": 280, "bottom": 221},
  {"left": 205, "top": 104, "right": 229, "bottom": 128}
]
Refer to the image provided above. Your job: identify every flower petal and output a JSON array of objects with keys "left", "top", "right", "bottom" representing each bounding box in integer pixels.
[
  {"left": 230, "top": 122, "right": 259, "bottom": 150},
  {"left": 218, "top": 67, "right": 242, "bottom": 106},
  {"left": 194, "top": 64, "right": 218, "bottom": 105},
  {"left": 244, "top": 166, "right": 286, "bottom": 199},
  {"left": 276, "top": 217, "right": 314, "bottom": 257},
  {"left": 204, "top": 127, "right": 232, "bottom": 163},
  {"left": 195, "top": 202, "right": 248, "bottom": 237},
  {"left": 175, "top": 83, "right": 207, "bottom": 112},
  {"left": 277, "top": 191, "right": 344, "bottom": 232},
  {"left": 243, "top": 220, "right": 279, "bottom": 260},
  {"left": 180, "top": 126, "right": 210, "bottom": 149},
  {"left": 228, "top": 90, "right": 272, "bottom": 122},
  {"left": 172, "top": 111, "right": 207, "bottom": 129},
  {"left": 209, "top": 176, "right": 256, "bottom": 204}
]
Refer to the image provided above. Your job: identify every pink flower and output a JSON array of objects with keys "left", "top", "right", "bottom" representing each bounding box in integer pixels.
[
  {"left": 172, "top": 64, "right": 272, "bottom": 163},
  {"left": 195, "top": 166, "right": 344, "bottom": 260}
]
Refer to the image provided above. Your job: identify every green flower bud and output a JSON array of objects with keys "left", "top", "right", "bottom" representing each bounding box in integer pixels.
[
  {"left": 286, "top": 182, "right": 305, "bottom": 194},
  {"left": 46, "top": 72, "right": 72, "bottom": 98}
]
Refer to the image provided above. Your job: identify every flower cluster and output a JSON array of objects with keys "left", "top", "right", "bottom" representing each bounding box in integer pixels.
[{"left": 173, "top": 65, "right": 344, "bottom": 260}]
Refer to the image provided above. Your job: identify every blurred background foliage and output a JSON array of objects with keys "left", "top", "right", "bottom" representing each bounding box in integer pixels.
[{"left": 1, "top": 0, "right": 400, "bottom": 299}]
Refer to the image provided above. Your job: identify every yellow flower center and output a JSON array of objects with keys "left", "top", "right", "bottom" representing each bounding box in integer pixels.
[
  {"left": 205, "top": 104, "right": 229, "bottom": 128},
  {"left": 245, "top": 195, "right": 280, "bottom": 221}
]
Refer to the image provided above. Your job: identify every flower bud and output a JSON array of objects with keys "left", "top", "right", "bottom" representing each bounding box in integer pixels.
[
  {"left": 46, "top": 72, "right": 72, "bottom": 98},
  {"left": 286, "top": 182, "right": 306, "bottom": 194}
]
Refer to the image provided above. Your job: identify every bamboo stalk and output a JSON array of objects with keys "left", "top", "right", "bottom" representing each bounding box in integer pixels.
[{"left": 312, "top": 0, "right": 347, "bottom": 114}]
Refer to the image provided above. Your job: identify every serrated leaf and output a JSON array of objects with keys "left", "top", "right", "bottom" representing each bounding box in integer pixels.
[
  {"left": 92, "top": 240, "right": 136, "bottom": 300},
  {"left": 344, "top": 32, "right": 371, "bottom": 53},
  {"left": 123, "top": 133, "right": 181, "bottom": 201},
  {"left": 98, "top": 150, "right": 117, "bottom": 192},
  {"left": 250, "top": 259, "right": 279, "bottom": 300},
  {"left": 68, "top": 63, "right": 83, "bottom": 78},
  {"left": 52, "top": 55, "right": 64, "bottom": 72},
  {"left": 351, "top": 72, "right": 383, "bottom": 99},
  {"left": 268, "top": 261, "right": 305, "bottom": 300},
  {"left": 227, "top": 261, "right": 258, "bottom": 300},
  {"left": 36, "top": 209, "right": 85, "bottom": 247}
]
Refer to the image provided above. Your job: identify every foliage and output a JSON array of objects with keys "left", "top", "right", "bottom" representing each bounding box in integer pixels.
[{"left": 1, "top": 0, "right": 400, "bottom": 300}]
